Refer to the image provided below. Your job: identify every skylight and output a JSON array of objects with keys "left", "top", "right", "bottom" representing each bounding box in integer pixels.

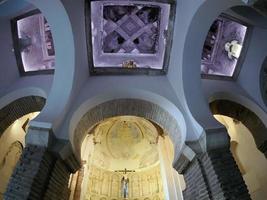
[
  {"left": 88, "top": 0, "right": 173, "bottom": 74},
  {"left": 12, "top": 10, "right": 55, "bottom": 74},
  {"left": 201, "top": 14, "right": 248, "bottom": 78}
]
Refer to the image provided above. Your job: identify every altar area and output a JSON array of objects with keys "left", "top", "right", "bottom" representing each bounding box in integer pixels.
[{"left": 68, "top": 116, "right": 184, "bottom": 200}]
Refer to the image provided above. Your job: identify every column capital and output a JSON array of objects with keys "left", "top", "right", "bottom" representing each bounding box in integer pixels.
[
  {"left": 173, "top": 145, "right": 196, "bottom": 174},
  {"left": 25, "top": 121, "right": 55, "bottom": 147}
]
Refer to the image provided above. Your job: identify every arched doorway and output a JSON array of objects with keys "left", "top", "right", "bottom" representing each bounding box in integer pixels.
[
  {"left": 0, "top": 95, "right": 45, "bottom": 198},
  {"left": 68, "top": 97, "right": 187, "bottom": 200},
  {"left": 210, "top": 99, "right": 267, "bottom": 199},
  {"left": 69, "top": 116, "right": 184, "bottom": 200}
]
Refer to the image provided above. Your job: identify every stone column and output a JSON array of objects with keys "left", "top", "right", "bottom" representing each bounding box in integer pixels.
[
  {"left": 4, "top": 124, "right": 77, "bottom": 200},
  {"left": 72, "top": 161, "right": 86, "bottom": 200},
  {"left": 174, "top": 129, "right": 251, "bottom": 200},
  {"left": 4, "top": 145, "right": 55, "bottom": 200},
  {"left": 44, "top": 159, "right": 72, "bottom": 200},
  {"left": 158, "top": 137, "right": 183, "bottom": 200}
]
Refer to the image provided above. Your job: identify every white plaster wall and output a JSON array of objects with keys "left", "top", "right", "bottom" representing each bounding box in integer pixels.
[
  {"left": 57, "top": 76, "right": 184, "bottom": 140},
  {"left": 201, "top": 25, "right": 267, "bottom": 126},
  {"left": 2, "top": 0, "right": 267, "bottom": 155},
  {"left": 0, "top": 1, "right": 53, "bottom": 100},
  {"left": 0, "top": 17, "right": 20, "bottom": 96},
  {"left": 40, "top": 0, "right": 203, "bottom": 143}
]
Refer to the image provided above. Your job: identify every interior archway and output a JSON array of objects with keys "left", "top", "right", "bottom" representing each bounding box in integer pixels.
[
  {"left": 0, "top": 95, "right": 45, "bottom": 198},
  {"left": 68, "top": 116, "right": 184, "bottom": 200},
  {"left": 210, "top": 99, "right": 267, "bottom": 199},
  {"left": 69, "top": 97, "right": 187, "bottom": 166},
  {"left": 210, "top": 99, "right": 267, "bottom": 156},
  {"left": 182, "top": 0, "right": 265, "bottom": 128}
]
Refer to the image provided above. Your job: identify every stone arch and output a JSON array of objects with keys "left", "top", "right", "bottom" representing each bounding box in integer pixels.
[
  {"left": 182, "top": 0, "right": 255, "bottom": 127},
  {"left": 0, "top": 95, "right": 46, "bottom": 136},
  {"left": 22, "top": 0, "right": 75, "bottom": 130},
  {"left": 69, "top": 91, "right": 186, "bottom": 166},
  {"left": 210, "top": 99, "right": 267, "bottom": 156}
]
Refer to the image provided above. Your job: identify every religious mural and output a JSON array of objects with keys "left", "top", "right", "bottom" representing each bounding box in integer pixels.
[
  {"left": 91, "top": 117, "right": 160, "bottom": 171},
  {"left": 84, "top": 164, "right": 164, "bottom": 200}
]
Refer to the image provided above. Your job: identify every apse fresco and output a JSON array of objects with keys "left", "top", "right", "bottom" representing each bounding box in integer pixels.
[
  {"left": 14, "top": 12, "right": 55, "bottom": 73},
  {"left": 91, "top": 1, "right": 170, "bottom": 70},
  {"left": 201, "top": 15, "right": 247, "bottom": 77}
]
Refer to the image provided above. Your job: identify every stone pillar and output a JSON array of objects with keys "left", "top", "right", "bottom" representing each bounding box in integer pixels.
[
  {"left": 174, "top": 130, "right": 251, "bottom": 200},
  {"left": 4, "top": 124, "right": 77, "bottom": 200},
  {"left": 73, "top": 161, "right": 86, "bottom": 200},
  {"left": 4, "top": 145, "right": 55, "bottom": 200},
  {"left": 182, "top": 158, "right": 210, "bottom": 200},
  {"left": 44, "top": 159, "right": 71, "bottom": 200},
  {"left": 158, "top": 137, "right": 183, "bottom": 200},
  {"left": 4, "top": 145, "right": 73, "bottom": 200}
]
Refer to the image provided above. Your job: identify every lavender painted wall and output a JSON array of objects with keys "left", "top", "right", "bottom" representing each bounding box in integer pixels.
[
  {"left": 0, "top": 17, "right": 20, "bottom": 96},
  {"left": 237, "top": 26, "right": 267, "bottom": 112}
]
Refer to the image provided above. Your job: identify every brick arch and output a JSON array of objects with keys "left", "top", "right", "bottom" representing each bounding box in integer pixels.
[
  {"left": 0, "top": 96, "right": 46, "bottom": 136},
  {"left": 210, "top": 99, "right": 267, "bottom": 157},
  {"left": 71, "top": 98, "right": 186, "bottom": 165}
]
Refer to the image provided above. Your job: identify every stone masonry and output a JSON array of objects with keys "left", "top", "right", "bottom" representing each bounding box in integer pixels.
[
  {"left": 4, "top": 145, "right": 72, "bottom": 200},
  {"left": 4, "top": 145, "right": 55, "bottom": 200},
  {"left": 176, "top": 130, "right": 251, "bottom": 200}
]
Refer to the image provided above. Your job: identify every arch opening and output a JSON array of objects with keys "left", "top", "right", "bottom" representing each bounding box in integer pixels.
[
  {"left": 0, "top": 95, "right": 45, "bottom": 198},
  {"left": 182, "top": 1, "right": 267, "bottom": 127},
  {"left": 68, "top": 116, "right": 185, "bottom": 200},
  {"left": 210, "top": 99, "right": 267, "bottom": 199},
  {"left": 69, "top": 97, "right": 186, "bottom": 164}
]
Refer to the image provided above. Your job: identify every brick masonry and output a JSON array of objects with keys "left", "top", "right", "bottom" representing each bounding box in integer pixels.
[
  {"left": 4, "top": 145, "right": 72, "bottom": 200},
  {"left": 0, "top": 96, "right": 45, "bottom": 136},
  {"left": 182, "top": 148, "right": 251, "bottom": 200},
  {"left": 73, "top": 98, "right": 182, "bottom": 165},
  {"left": 183, "top": 158, "right": 211, "bottom": 200},
  {"left": 44, "top": 160, "right": 71, "bottom": 200},
  {"left": 4, "top": 145, "right": 55, "bottom": 200}
]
